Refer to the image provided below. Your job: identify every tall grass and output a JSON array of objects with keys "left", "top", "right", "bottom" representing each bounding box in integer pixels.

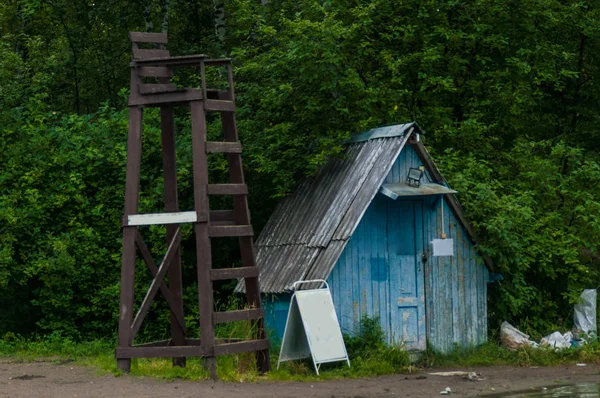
[{"left": 1, "top": 315, "right": 599, "bottom": 381}]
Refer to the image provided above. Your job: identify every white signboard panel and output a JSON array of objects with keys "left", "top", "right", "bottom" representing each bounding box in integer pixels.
[
  {"left": 432, "top": 238, "right": 454, "bottom": 256},
  {"left": 278, "top": 280, "right": 350, "bottom": 374}
]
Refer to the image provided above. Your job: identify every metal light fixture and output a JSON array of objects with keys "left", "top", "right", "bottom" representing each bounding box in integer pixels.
[{"left": 406, "top": 167, "right": 424, "bottom": 187}]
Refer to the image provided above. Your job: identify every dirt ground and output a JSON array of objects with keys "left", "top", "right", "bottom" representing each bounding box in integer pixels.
[{"left": 0, "top": 359, "right": 598, "bottom": 398}]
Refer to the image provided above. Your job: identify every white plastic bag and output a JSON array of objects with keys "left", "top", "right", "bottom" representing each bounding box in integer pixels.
[
  {"left": 540, "top": 331, "right": 572, "bottom": 349},
  {"left": 574, "top": 289, "right": 597, "bottom": 336},
  {"left": 500, "top": 321, "right": 537, "bottom": 350}
]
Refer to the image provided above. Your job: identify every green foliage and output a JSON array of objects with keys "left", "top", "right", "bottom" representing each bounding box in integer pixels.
[
  {"left": 344, "top": 316, "right": 410, "bottom": 369},
  {"left": 1, "top": 0, "right": 600, "bottom": 340}
]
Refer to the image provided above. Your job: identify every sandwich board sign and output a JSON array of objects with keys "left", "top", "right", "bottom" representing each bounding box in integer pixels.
[{"left": 277, "top": 280, "right": 350, "bottom": 374}]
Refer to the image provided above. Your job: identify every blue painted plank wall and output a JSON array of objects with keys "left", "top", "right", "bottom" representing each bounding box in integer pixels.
[{"left": 261, "top": 144, "right": 488, "bottom": 352}]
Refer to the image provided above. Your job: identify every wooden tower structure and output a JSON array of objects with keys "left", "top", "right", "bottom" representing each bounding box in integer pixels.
[{"left": 115, "top": 31, "right": 270, "bottom": 377}]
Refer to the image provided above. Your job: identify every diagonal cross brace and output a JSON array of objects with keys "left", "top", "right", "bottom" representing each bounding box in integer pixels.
[
  {"left": 130, "top": 227, "right": 182, "bottom": 342},
  {"left": 134, "top": 231, "right": 186, "bottom": 336}
]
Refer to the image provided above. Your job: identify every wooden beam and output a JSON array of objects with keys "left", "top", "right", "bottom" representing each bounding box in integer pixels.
[
  {"left": 130, "top": 228, "right": 182, "bottom": 340},
  {"left": 133, "top": 48, "right": 170, "bottom": 60},
  {"left": 128, "top": 90, "right": 204, "bottom": 107},
  {"left": 137, "top": 66, "right": 173, "bottom": 78},
  {"left": 214, "top": 339, "right": 270, "bottom": 356},
  {"left": 132, "top": 340, "right": 171, "bottom": 348},
  {"left": 126, "top": 211, "right": 197, "bottom": 226},
  {"left": 210, "top": 266, "right": 259, "bottom": 281},
  {"left": 129, "top": 32, "right": 168, "bottom": 44},
  {"left": 213, "top": 309, "right": 264, "bottom": 324},
  {"left": 204, "top": 99, "right": 236, "bottom": 112},
  {"left": 161, "top": 105, "right": 187, "bottom": 367},
  {"left": 131, "top": 54, "right": 207, "bottom": 67},
  {"left": 190, "top": 99, "right": 217, "bottom": 379},
  {"left": 116, "top": 345, "right": 209, "bottom": 359},
  {"left": 117, "top": 105, "right": 144, "bottom": 373},
  {"left": 134, "top": 231, "right": 186, "bottom": 334}
]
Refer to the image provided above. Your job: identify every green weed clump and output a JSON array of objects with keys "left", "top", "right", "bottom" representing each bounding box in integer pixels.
[{"left": 422, "top": 338, "right": 600, "bottom": 368}]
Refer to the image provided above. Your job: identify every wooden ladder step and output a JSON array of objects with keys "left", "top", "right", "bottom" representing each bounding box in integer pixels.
[
  {"left": 206, "top": 142, "right": 242, "bottom": 153},
  {"left": 204, "top": 99, "right": 236, "bottom": 112},
  {"left": 211, "top": 266, "right": 259, "bottom": 281},
  {"left": 209, "top": 225, "right": 253, "bottom": 237},
  {"left": 214, "top": 339, "right": 270, "bottom": 356},
  {"left": 207, "top": 184, "right": 247, "bottom": 195},
  {"left": 213, "top": 308, "right": 264, "bottom": 325}
]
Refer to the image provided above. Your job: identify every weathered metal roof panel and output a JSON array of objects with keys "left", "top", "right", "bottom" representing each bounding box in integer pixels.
[
  {"left": 348, "top": 122, "right": 416, "bottom": 143},
  {"left": 380, "top": 182, "right": 458, "bottom": 199},
  {"left": 244, "top": 124, "right": 417, "bottom": 294}
]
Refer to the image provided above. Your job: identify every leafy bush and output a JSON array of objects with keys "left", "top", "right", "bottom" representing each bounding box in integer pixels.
[{"left": 344, "top": 316, "right": 409, "bottom": 369}]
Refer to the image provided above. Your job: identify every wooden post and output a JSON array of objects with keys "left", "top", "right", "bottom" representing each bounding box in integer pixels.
[
  {"left": 190, "top": 99, "right": 217, "bottom": 379},
  {"left": 160, "top": 106, "right": 187, "bottom": 367},
  {"left": 117, "top": 106, "right": 143, "bottom": 373}
]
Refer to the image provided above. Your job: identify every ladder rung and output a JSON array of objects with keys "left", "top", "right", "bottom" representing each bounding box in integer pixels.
[
  {"left": 209, "top": 225, "right": 253, "bottom": 237},
  {"left": 211, "top": 266, "right": 259, "bottom": 281},
  {"left": 207, "top": 184, "right": 247, "bottom": 195},
  {"left": 214, "top": 339, "right": 270, "bottom": 356},
  {"left": 206, "top": 142, "right": 242, "bottom": 153},
  {"left": 204, "top": 99, "right": 236, "bottom": 112},
  {"left": 213, "top": 308, "right": 264, "bottom": 324}
]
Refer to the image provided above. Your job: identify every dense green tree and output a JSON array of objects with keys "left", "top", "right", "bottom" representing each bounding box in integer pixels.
[{"left": 1, "top": 0, "right": 599, "bottom": 340}]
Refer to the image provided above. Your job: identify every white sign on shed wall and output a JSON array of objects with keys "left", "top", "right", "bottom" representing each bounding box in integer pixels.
[
  {"left": 432, "top": 238, "right": 454, "bottom": 256},
  {"left": 278, "top": 280, "right": 350, "bottom": 374}
]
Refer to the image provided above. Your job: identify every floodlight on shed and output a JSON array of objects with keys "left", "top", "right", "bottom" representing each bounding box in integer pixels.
[{"left": 406, "top": 167, "right": 424, "bottom": 188}]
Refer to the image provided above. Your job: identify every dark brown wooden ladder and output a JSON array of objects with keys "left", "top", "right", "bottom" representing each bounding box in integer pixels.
[{"left": 115, "top": 31, "right": 270, "bottom": 379}]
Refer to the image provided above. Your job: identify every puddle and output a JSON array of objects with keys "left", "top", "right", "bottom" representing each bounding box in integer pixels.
[{"left": 486, "top": 383, "right": 600, "bottom": 397}]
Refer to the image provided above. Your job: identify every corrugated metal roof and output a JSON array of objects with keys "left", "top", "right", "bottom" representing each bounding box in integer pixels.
[
  {"left": 238, "top": 122, "right": 492, "bottom": 294},
  {"left": 238, "top": 123, "right": 416, "bottom": 293}
]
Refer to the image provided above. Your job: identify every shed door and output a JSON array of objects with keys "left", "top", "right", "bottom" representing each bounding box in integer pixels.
[{"left": 387, "top": 199, "right": 426, "bottom": 350}]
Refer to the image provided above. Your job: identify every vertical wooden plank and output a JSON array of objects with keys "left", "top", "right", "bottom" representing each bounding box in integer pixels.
[
  {"left": 453, "top": 219, "right": 464, "bottom": 346},
  {"left": 345, "top": 224, "right": 353, "bottom": 328},
  {"left": 161, "top": 106, "right": 186, "bottom": 367},
  {"left": 382, "top": 196, "right": 392, "bottom": 342},
  {"left": 466, "top": 229, "right": 477, "bottom": 346},
  {"left": 352, "top": 209, "right": 359, "bottom": 326},
  {"left": 117, "top": 106, "right": 143, "bottom": 373},
  {"left": 444, "top": 200, "right": 454, "bottom": 352},
  {"left": 363, "top": 204, "right": 373, "bottom": 319},
  {"left": 190, "top": 100, "right": 216, "bottom": 378},
  {"left": 415, "top": 201, "right": 427, "bottom": 350},
  {"left": 423, "top": 197, "right": 435, "bottom": 350},
  {"left": 482, "top": 265, "right": 489, "bottom": 344},
  {"left": 478, "top": 246, "right": 487, "bottom": 344}
]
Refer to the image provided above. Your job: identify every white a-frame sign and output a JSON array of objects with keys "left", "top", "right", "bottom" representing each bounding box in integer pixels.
[{"left": 277, "top": 280, "right": 350, "bottom": 374}]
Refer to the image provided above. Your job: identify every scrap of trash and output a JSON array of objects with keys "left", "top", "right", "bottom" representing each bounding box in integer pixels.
[
  {"left": 501, "top": 289, "right": 597, "bottom": 350},
  {"left": 429, "top": 371, "right": 485, "bottom": 381}
]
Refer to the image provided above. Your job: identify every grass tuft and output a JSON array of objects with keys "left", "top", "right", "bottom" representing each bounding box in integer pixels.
[{"left": 2, "top": 317, "right": 599, "bottom": 382}]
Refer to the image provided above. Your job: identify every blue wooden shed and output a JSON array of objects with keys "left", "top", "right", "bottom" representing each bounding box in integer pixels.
[{"left": 240, "top": 123, "right": 494, "bottom": 353}]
